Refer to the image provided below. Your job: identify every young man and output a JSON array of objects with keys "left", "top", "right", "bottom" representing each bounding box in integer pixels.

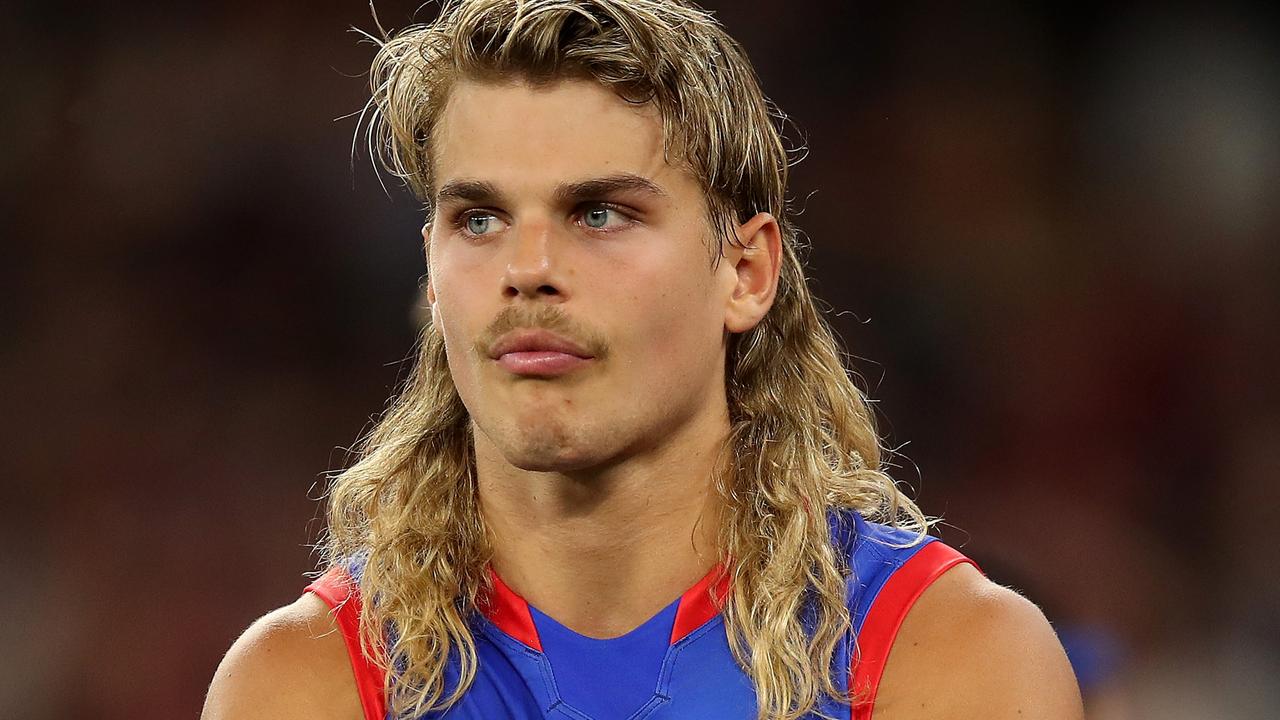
[{"left": 203, "top": 1, "right": 1084, "bottom": 718}]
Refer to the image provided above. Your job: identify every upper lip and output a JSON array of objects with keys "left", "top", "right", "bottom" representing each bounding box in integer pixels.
[{"left": 488, "top": 329, "right": 594, "bottom": 359}]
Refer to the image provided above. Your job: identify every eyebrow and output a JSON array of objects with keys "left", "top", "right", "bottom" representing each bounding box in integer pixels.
[
  {"left": 433, "top": 172, "right": 668, "bottom": 208},
  {"left": 552, "top": 173, "right": 669, "bottom": 205},
  {"left": 435, "top": 179, "right": 505, "bottom": 207}
]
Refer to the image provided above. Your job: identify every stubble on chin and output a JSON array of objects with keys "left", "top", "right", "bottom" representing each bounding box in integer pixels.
[{"left": 473, "top": 411, "right": 601, "bottom": 473}]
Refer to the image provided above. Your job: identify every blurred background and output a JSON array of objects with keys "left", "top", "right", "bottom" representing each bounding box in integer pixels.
[{"left": 3, "top": 0, "right": 1278, "bottom": 717}]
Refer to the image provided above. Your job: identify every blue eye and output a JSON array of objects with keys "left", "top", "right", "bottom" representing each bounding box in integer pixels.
[
  {"left": 458, "top": 212, "right": 508, "bottom": 237},
  {"left": 584, "top": 206, "right": 610, "bottom": 229},
  {"left": 581, "top": 204, "right": 632, "bottom": 231},
  {"left": 466, "top": 214, "right": 495, "bottom": 235}
]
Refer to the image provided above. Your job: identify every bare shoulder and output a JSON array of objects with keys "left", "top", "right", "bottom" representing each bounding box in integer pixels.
[
  {"left": 201, "top": 593, "right": 364, "bottom": 720},
  {"left": 873, "top": 562, "right": 1085, "bottom": 720}
]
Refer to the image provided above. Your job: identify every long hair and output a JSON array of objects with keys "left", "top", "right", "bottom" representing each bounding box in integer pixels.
[{"left": 324, "top": 2, "right": 928, "bottom": 718}]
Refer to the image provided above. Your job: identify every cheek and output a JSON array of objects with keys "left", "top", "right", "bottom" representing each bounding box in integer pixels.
[
  {"left": 430, "top": 287, "right": 481, "bottom": 385},
  {"left": 618, "top": 268, "right": 723, "bottom": 369},
  {"left": 438, "top": 322, "right": 472, "bottom": 392},
  {"left": 430, "top": 258, "right": 479, "bottom": 338}
]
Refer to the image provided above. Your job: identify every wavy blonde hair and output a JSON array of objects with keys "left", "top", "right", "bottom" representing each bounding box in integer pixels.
[{"left": 324, "top": 1, "right": 928, "bottom": 718}]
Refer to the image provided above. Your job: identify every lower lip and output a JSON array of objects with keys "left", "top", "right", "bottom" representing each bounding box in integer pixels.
[{"left": 496, "top": 351, "right": 592, "bottom": 377}]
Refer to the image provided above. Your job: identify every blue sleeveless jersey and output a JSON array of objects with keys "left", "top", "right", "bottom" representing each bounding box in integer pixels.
[{"left": 305, "top": 510, "right": 976, "bottom": 720}]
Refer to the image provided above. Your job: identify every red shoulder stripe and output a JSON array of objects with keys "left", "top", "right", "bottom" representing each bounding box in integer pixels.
[
  {"left": 305, "top": 567, "right": 387, "bottom": 720},
  {"left": 480, "top": 567, "right": 543, "bottom": 652},
  {"left": 670, "top": 562, "right": 731, "bottom": 645},
  {"left": 849, "top": 541, "right": 978, "bottom": 720}
]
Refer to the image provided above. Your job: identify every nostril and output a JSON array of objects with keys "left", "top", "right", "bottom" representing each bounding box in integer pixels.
[{"left": 504, "top": 282, "right": 561, "bottom": 299}]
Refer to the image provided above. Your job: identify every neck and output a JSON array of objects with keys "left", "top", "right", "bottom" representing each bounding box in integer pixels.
[{"left": 474, "top": 406, "right": 728, "bottom": 639}]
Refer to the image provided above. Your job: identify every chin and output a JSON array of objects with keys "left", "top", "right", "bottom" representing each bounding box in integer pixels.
[
  {"left": 483, "top": 418, "right": 618, "bottom": 473},
  {"left": 499, "top": 435, "right": 600, "bottom": 473}
]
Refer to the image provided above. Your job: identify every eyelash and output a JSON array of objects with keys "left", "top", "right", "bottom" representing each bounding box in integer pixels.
[{"left": 449, "top": 203, "right": 635, "bottom": 238}]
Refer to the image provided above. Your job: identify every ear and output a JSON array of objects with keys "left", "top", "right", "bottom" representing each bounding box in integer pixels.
[
  {"left": 422, "top": 223, "right": 437, "bottom": 306},
  {"left": 422, "top": 222, "right": 437, "bottom": 303},
  {"left": 721, "top": 212, "right": 782, "bottom": 334}
]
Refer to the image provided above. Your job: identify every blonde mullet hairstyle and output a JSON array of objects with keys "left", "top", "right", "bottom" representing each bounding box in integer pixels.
[{"left": 325, "top": 1, "right": 928, "bottom": 719}]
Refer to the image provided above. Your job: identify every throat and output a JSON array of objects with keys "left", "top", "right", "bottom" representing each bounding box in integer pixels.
[
  {"left": 480, "top": 479, "right": 724, "bottom": 639},
  {"left": 488, "top": 533, "right": 722, "bottom": 639},
  {"left": 473, "top": 413, "right": 729, "bottom": 638}
]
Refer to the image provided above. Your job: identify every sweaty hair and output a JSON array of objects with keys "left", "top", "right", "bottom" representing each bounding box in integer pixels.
[{"left": 324, "top": 1, "right": 927, "bottom": 719}]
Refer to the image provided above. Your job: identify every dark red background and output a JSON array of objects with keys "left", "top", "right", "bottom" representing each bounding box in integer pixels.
[{"left": 3, "top": 2, "right": 1278, "bottom": 717}]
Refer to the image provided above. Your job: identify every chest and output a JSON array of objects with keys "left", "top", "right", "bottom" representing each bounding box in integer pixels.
[{"left": 423, "top": 616, "right": 850, "bottom": 720}]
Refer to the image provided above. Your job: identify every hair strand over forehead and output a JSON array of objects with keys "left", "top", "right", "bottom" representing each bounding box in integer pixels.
[{"left": 365, "top": 0, "right": 792, "bottom": 236}]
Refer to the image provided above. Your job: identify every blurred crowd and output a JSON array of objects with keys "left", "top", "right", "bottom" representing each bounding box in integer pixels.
[{"left": 3, "top": 2, "right": 1277, "bottom": 718}]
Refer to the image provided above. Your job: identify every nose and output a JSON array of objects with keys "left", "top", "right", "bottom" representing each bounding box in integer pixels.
[{"left": 503, "top": 220, "right": 564, "bottom": 300}]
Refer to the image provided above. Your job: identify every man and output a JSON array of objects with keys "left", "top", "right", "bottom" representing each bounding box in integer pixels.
[{"left": 203, "top": 1, "right": 1084, "bottom": 718}]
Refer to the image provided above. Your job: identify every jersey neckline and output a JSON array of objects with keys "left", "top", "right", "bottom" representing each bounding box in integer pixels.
[{"left": 479, "top": 561, "right": 732, "bottom": 652}]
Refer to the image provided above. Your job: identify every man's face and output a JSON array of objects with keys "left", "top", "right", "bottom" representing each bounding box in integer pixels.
[{"left": 427, "top": 78, "right": 739, "bottom": 473}]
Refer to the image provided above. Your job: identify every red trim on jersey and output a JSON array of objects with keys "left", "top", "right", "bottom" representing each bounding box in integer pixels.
[
  {"left": 670, "top": 562, "right": 731, "bottom": 645},
  {"left": 849, "top": 541, "right": 979, "bottom": 720},
  {"left": 480, "top": 562, "right": 730, "bottom": 649},
  {"left": 480, "top": 567, "right": 544, "bottom": 652},
  {"left": 304, "top": 567, "right": 387, "bottom": 720}
]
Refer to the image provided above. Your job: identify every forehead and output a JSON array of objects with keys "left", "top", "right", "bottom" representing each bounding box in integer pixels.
[{"left": 432, "top": 77, "right": 696, "bottom": 199}]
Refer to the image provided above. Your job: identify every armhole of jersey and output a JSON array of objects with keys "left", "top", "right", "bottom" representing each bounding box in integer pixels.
[
  {"left": 849, "top": 541, "right": 979, "bottom": 720},
  {"left": 304, "top": 567, "right": 388, "bottom": 720}
]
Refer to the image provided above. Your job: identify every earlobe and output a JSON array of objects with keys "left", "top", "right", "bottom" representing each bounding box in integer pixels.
[
  {"left": 423, "top": 275, "right": 442, "bottom": 330},
  {"left": 422, "top": 224, "right": 442, "bottom": 329},
  {"left": 724, "top": 212, "right": 783, "bottom": 334}
]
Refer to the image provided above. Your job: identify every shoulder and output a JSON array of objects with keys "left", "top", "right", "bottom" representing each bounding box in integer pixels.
[
  {"left": 201, "top": 593, "right": 364, "bottom": 720},
  {"left": 873, "top": 562, "right": 1085, "bottom": 719}
]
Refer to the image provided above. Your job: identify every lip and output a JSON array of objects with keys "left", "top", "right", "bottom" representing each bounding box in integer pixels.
[{"left": 489, "top": 329, "right": 595, "bottom": 377}]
